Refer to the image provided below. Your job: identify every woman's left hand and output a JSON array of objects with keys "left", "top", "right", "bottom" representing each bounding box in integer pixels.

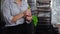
[
  {"left": 25, "top": 9, "right": 32, "bottom": 22},
  {"left": 26, "top": 16, "right": 32, "bottom": 22},
  {"left": 26, "top": 9, "right": 31, "bottom": 16}
]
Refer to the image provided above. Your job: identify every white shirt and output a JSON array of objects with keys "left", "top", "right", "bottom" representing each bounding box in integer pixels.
[{"left": 1, "top": 0, "right": 28, "bottom": 27}]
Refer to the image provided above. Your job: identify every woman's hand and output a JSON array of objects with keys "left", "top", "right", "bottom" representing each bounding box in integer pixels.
[
  {"left": 26, "top": 9, "right": 32, "bottom": 17},
  {"left": 25, "top": 9, "right": 32, "bottom": 22},
  {"left": 26, "top": 16, "right": 32, "bottom": 22}
]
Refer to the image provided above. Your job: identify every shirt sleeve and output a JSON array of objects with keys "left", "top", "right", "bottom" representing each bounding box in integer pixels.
[{"left": 2, "top": 0, "right": 14, "bottom": 24}]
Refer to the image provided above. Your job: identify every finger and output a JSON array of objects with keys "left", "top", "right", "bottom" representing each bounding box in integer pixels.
[{"left": 26, "top": 16, "right": 32, "bottom": 20}]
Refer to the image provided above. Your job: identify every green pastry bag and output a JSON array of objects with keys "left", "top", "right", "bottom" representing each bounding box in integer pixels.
[{"left": 32, "top": 15, "right": 38, "bottom": 27}]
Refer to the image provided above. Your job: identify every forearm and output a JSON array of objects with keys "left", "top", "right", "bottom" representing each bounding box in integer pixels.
[{"left": 11, "top": 12, "right": 24, "bottom": 22}]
